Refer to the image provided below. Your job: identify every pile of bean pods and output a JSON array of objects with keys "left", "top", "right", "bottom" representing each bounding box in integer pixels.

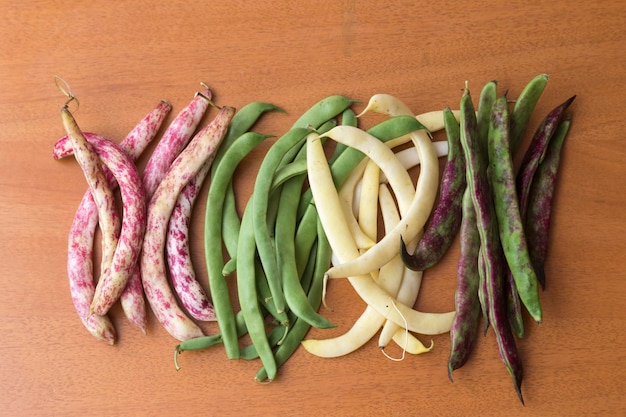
[{"left": 53, "top": 74, "right": 574, "bottom": 403}]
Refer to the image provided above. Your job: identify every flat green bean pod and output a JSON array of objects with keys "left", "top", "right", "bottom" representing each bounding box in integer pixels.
[
  {"left": 290, "top": 95, "right": 355, "bottom": 129},
  {"left": 204, "top": 132, "right": 272, "bottom": 359}
]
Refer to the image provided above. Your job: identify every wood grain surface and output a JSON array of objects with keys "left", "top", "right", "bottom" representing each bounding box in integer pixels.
[{"left": 1, "top": 1, "right": 625, "bottom": 416}]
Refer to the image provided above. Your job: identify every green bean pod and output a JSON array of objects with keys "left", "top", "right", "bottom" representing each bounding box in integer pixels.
[
  {"left": 252, "top": 128, "right": 312, "bottom": 318},
  {"left": 204, "top": 132, "right": 272, "bottom": 359},
  {"left": 328, "top": 108, "right": 358, "bottom": 165},
  {"left": 212, "top": 102, "right": 285, "bottom": 174},
  {"left": 488, "top": 94, "right": 542, "bottom": 324},
  {"left": 509, "top": 74, "right": 549, "bottom": 154},
  {"left": 290, "top": 95, "right": 355, "bottom": 129},
  {"left": 255, "top": 220, "right": 332, "bottom": 382},
  {"left": 275, "top": 172, "right": 335, "bottom": 329},
  {"left": 525, "top": 116, "right": 572, "bottom": 289},
  {"left": 237, "top": 198, "right": 278, "bottom": 380},
  {"left": 220, "top": 187, "right": 240, "bottom": 275}
]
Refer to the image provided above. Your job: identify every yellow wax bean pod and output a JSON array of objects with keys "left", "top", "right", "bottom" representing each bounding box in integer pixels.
[
  {"left": 322, "top": 126, "right": 438, "bottom": 279},
  {"left": 338, "top": 158, "right": 376, "bottom": 250},
  {"left": 307, "top": 132, "right": 455, "bottom": 335},
  {"left": 302, "top": 183, "right": 404, "bottom": 358}
]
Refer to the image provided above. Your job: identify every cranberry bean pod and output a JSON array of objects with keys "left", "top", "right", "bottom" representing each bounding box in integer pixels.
[
  {"left": 57, "top": 101, "right": 171, "bottom": 337},
  {"left": 166, "top": 161, "right": 216, "bottom": 321},
  {"left": 142, "top": 89, "right": 212, "bottom": 197},
  {"left": 67, "top": 200, "right": 116, "bottom": 344},
  {"left": 141, "top": 105, "right": 235, "bottom": 341},
  {"left": 88, "top": 137, "right": 146, "bottom": 316},
  {"left": 53, "top": 100, "right": 172, "bottom": 160},
  {"left": 61, "top": 106, "right": 121, "bottom": 297}
]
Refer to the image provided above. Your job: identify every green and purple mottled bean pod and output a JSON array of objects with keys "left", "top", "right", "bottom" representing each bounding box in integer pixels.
[
  {"left": 400, "top": 107, "right": 465, "bottom": 271},
  {"left": 525, "top": 116, "right": 572, "bottom": 290},
  {"left": 459, "top": 84, "right": 524, "bottom": 404},
  {"left": 509, "top": 74, "right": 550, "bottom": 154},
  {"left": 448, "top": 187, "right": 482, "bottom": 380},
  {"left": 488, "top": 94, "right": 542, "bottom": 324},
  {"left": 517, "top": 95, "right": 576, "bottom": 222}
]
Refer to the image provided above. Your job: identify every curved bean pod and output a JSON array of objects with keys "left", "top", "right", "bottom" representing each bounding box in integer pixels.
[
  {"left": 252, "top": 128, "right": 312, "bottom": 316},
  {"left": 237, "top": 199, "right": 277, "bottom": 381},
  {"left": 290, "top": 95, "right": 354, "bottom": 129},
  {"left": 525, "top": 116, "right": 571, "bottom": 289},
  {"left": 323, "top": 121, "right": 438, "bottom": 279},
  {"left": 53, "top": 100, "right": 172, "bottom": 160},
  {"left": 204, "top": 132, "right": 273, "bottom": 358},
  {"left": 60, "top": 106, "right": 121, "bottom": 307},
  {"left": 275, "top": 169, "right": 336, "bottom": 329},
  {"left": 256, "top": 220, "right": 332, "bottom": 382},
  {"left": 509, "top": 74, "right": 549, "bottom": 154},
  {"left": 302, "top": 183, "right": 404, "bottom": 358},
  {"left": 142, "top": 88, "right": 212, "bottom": 196},
  {"left": 57, "top": 101, "right": 171, "bottom": 336},
  {"left": 66, "top": 197, "right": 116, "bottom": 344},
  {"left": 141, "top": 105, "right": 235, "bottom": 341},
  {"left": 517, "top": 95, "right": 576, "bottom": 222},
  {"left": 86, "top": 137, "right": 146, "bottom": 317},
  {"left": 306, "top": 132, "right": 455, "bottom": 335},
  {"left": 166, "top": 161, "right": 215, "bottom": 321},
  {"left": 401, "top": 107, "right": 465, "bottom": 271}
]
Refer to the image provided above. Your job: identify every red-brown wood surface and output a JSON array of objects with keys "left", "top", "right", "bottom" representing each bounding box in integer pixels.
[{"left": 1, "top": 1, "right": 625, "bottom": 416}]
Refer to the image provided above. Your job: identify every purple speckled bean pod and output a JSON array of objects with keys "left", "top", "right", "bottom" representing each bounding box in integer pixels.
[
  {"left": 53, "top": 100, "right": 172, "bottom": 338},
  {"left": 61, "top": 107, "right": 121, "bottom": 300},
  {"left": 56, "top": 101, "right": 172, "bottom": 334},
  {"left": 53, "top": 100, "right": 172, "bottom": 160},
  {"left": 516, "top": 95, "right": 576, "bottom": 222},
  {"left": 129, "top": 90, "right": 212, "bottom": 329},
  {"left": 525, "top": 116, "right": 572, "bottom": 290},
  {"left": 141, "top": 105, "right": 235, "bottom": 341},
  {"left": 142, "top": 89, "right": 212, "bottom": 197},
  {"left": 166, "top": 160, "right": 216, "bottom": 321},
  {"left": 67, "top": 198, "right": 116, "bottom": 344},
  {"left": 88, "top": 137, "right": 146, "bottom": 317}
]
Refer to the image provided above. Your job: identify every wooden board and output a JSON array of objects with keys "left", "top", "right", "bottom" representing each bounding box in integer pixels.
[{"left": 1, "top": 1, "right": 625, "bottom": 416}]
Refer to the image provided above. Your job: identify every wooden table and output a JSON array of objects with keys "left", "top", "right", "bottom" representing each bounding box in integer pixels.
[{"left": 2, "top": 1, "right": 624, "bottom": 416}]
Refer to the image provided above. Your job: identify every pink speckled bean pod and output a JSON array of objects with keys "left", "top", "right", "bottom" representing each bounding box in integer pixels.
[
  {"left": 88, "top": 137, "right": 146, "bottom": 317},
  {"left": 56, "top": 101, "right": 172, "bottom": 335},
  {"left": 166, "top": 160, "right": 216, "bottom": 321},
  {"left": 53, "top": 100, "right": 172, "bottom": 160},
  {"left": 67, "top": 201, "right": 116, "bottom": 344},
  {"left": 141, "top": 105, "right": 235, "bottom": 341},
  {"left": 142, "top": 89, "right": 213, "bottom": 197},
  {"left": 61, "top": 107, "right": 121, "bottom": 295}
]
